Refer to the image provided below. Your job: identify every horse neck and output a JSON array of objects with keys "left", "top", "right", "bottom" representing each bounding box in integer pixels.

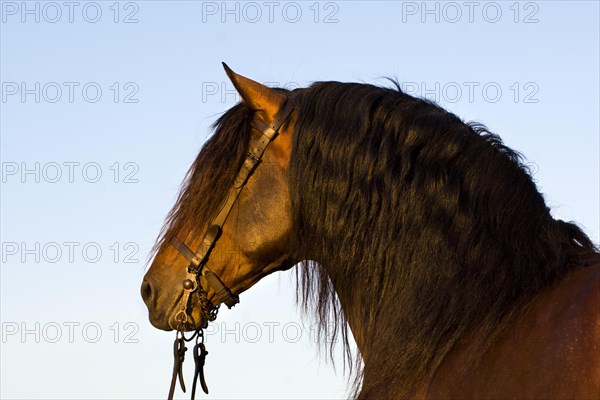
[{"left": 325, "top": 271, "right": 383, "bottom": 363}]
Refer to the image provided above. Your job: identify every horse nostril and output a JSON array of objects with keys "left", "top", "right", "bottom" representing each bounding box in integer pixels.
[{"left": 141, "top": 278, "right": 153, "bottom": 304}]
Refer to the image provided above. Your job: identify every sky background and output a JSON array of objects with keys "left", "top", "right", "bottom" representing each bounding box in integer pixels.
[{"left": 1, "top": 1, "right": 599, "bottom": 399}]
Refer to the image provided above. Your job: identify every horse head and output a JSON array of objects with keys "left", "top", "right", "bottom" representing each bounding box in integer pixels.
[{"left": 142, "top": 65, "right": 296, "bottom": 331}]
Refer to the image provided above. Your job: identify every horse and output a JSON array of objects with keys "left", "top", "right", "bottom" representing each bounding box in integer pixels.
[{"left": 141, "top": 64, "right": 600, "bottom": 399}]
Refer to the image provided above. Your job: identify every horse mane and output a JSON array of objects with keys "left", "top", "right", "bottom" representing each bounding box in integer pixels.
[{"left": 288, "top": 81, "right": 598, "bottom": 398}]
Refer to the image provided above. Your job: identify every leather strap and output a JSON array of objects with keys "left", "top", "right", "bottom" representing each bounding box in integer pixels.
[
  {"left": 170, "top": 225, "right": 221, "bottom": 273},
  {"left": 171, "top": 234, "right": 239, "bottom": 309},
  {"left": 191, "top": 342, "right": 209, "bottom": 397},
  {"left": 168, "top": 335, "right": 187, "bottom": 400},
  {"left": 202, "top": 269, "right": 238, "bottom": 308}
]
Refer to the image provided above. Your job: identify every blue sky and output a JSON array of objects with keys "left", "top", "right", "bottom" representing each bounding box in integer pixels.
[{"left": 1, "top": 1, "right": 598, "bottom": 399}]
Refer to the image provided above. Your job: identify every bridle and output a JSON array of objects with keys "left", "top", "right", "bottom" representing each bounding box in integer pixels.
[{"left": 166, "top": 96, "right": 296, "bottom": 400}]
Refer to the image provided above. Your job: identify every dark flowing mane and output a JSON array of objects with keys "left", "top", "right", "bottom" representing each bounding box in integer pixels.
[
  {"left": 288, "top": 81, "right": 598, "bottom": 398},
  {"left": 151, "top": 87, "right": 298, "bottom": 256}
]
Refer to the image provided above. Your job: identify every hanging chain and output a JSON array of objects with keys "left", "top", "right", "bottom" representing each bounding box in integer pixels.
[{"left": 196, "top": 283, "right": 220, "bottom": 325}]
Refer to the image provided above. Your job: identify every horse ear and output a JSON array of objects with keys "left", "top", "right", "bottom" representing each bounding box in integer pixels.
[{"left": 222, "top": 62, "right": 286, "bottom": 123}]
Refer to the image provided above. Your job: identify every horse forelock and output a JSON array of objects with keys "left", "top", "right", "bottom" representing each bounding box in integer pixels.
[{"left": 149, "top": 102, "right": 256, "bottom": 264}]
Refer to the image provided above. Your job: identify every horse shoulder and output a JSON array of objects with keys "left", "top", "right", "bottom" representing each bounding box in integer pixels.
[
  {"left": 564, "top": 262, "right": 600, "bottom": 386},
  {"left": 428, "top": 261, "right": 600, "bottom": 399},
  {"left": 499, "top": 262, "right": 600, "bottom": 397}
]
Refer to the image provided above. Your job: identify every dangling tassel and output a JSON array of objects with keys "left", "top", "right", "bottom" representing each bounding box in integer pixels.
[{"left": 168, "top": 332, "right": 188, "bottom": 400}]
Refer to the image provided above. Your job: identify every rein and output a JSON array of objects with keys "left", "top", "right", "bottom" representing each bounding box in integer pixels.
[{"left": 166, "top": 97, "right": 295, "bottom": 400}]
